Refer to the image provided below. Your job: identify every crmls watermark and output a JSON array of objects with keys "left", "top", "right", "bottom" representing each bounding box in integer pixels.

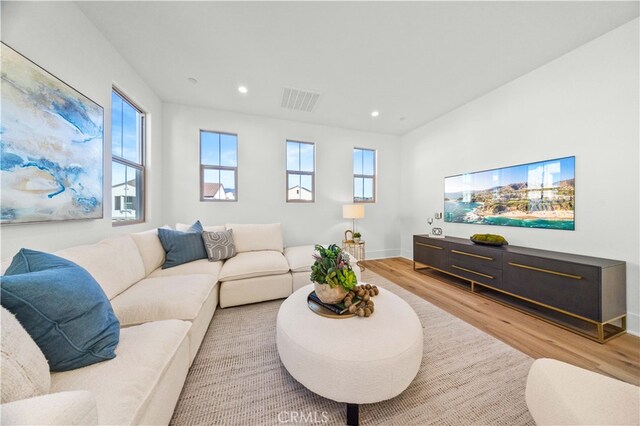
[{"left": 277, "top": 411, "right": 330, "bottom": 423}]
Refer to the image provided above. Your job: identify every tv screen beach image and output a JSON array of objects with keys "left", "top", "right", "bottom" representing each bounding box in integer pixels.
[{"left": 444, "top": 157, "right": 575, "bottom": 230}]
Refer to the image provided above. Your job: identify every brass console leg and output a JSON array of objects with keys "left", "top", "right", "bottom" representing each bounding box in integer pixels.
[{"left": 597, "top": 323, "right": 604, "bottom": 343}]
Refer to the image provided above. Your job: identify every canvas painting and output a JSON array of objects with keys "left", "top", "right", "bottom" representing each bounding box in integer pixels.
[
  {"left": 1, "top": 43, "right": 103, "bottom": 224},
  {"left": 444, "top": 156, "right": 575, "bottom": 230}
]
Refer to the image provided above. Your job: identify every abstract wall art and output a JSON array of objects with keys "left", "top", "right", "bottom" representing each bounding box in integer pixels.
[{"left": 1, "top": 43, "right": 103, "bottom": 224}]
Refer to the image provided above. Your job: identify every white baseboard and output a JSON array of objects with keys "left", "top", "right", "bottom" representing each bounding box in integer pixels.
[
  {"left": 626, "top": 312, "right": 639, "bottom": 336},
  {"left": 401, "top": 249, "right": 413, "bottom": 259},
  {"left": 365, "top": 249, "right": 401, "bottom": 260}
]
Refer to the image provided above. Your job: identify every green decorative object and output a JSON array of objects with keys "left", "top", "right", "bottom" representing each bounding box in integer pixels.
[
  {"left": 470, "top": 234, "right": 509, "bottom": 246},
  {"left": 311, "top": 244, "right": 358, "bottom": 304}
]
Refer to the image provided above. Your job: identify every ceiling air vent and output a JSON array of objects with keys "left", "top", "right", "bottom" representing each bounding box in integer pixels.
[{"left": 281, "top": 87, "right": 321, "bottom": 113}]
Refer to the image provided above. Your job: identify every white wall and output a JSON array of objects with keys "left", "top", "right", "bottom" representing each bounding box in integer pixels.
[
  {"left": 400, "top": 19, "right": 640, "bottom": 334},
  {"left": 0, "top": 2, "right": 164, "bottom": 258},
  {"left": 2, "top": 2, "right": 636, "bottom": 333},
  {"left": 162, "top": 103, "right": 402, "bottom": 258}
]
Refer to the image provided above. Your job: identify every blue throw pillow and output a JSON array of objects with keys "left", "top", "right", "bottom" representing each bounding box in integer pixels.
[
  {"left": 0, "top": 249, "right": 120, "bottom": 372},
  {"left": 158, "top": 221, "right": 207, "bottom": 269}
]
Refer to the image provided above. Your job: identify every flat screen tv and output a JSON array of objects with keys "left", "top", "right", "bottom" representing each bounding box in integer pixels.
[{"left": 444, "top": 156, "right": 575, "bottom": 230}]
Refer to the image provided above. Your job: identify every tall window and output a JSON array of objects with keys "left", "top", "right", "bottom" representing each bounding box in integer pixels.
[
  {"left": 286, "top": 140, "right": 315, "bottom": 202},
  {"left": 111, "top": 89, "right": 145, "bottom": 224},
  {"left": 200, "top": 130, "right": 238, "bottom": 201},
  {"left": 353, "top": 148, "right": 376, "bottom": 203}
]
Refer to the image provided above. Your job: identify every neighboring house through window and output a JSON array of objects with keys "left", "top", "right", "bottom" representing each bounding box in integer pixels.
[
  {"left": 286, "top": 140, "right": 315, "bottom": 202},
  {"left": 200, "top": 130, "right": 238, "bottom": 201},
  {"left": 111, "top": 88, "right": 145, "bottom": 224},
  {"left": 353, "top": 147, "right": 376, "bottom": 203}
]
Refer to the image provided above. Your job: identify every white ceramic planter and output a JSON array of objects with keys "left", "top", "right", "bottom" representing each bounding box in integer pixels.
[{"left": 314, "top": 282, "right": 348, "bottom": 304}]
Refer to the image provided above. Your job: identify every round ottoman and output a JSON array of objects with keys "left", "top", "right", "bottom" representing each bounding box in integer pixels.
[{"left": 276, "top": 284, "right": 423, "bottom": 423}]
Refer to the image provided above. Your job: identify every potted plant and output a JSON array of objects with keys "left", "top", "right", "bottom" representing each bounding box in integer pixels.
[
  {"left": 352, "top": 232, "right": 361, "bottom": 243},
  {"left": 311, "top": 244, "right": 358, "bottom": 304}
]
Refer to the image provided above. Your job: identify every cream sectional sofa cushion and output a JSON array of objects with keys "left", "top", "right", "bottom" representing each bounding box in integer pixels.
[
  {"left": 219, "top": 251, "right": 290, "bottom": 282},
  {"left": 1, "top": 390, "right": 98, "bottom": 425},
  {"left": 526, "top": 358, "right": 640, "bottom": 426},
  {"left": 220, "top": 273, "right": 293, "bottom": 308},
  {"left": 292, "top": 271, "right": 312, "bottom": 292},
  {"left": 50, "top": 320, "right": 190, "bottom": 426},
  {"left": 183, "top": 283, "right": 219, "bottom": 363},
  {"left": 148, "top": 258, "right": 223, "bottom": 278},
  {"left": 226, "top": 223, "right": 284, "bottom": 253},
  {"left": 284, "top": 245, "right": 315, "bottom": 272},
  {"left": 55, "top": 235, "right": 145, "bottom": 300},
  {"left": 1, "top": 258, "right": 11, "bottom": 275},
  {"left": 176, "top": 223, "right": 225, "bottom": 233},
  {"left": 1, "top": 308, "right": 50, "bottom": 403},
  {"left": 130, "top": 229, "right": 166, "bottom": 276},
  {"left": 111, "top": 275, "right": 216, "bottom": 326}
]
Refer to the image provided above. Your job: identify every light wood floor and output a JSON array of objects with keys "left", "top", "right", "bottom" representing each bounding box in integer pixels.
[{"left": 363, "top": 257, "right": 640, "bottom": 386}]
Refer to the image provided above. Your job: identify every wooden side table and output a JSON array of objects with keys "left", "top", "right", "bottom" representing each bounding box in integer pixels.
[{"left": 342, "top": 240, "right": 365, "bottom": 271}]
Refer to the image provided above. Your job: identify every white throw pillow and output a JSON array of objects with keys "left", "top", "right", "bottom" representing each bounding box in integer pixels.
[
  {"left": 225, "top": 223, "right": 284, "bottom": 253},
  {"left": 1, "top": 307, "right": 51, "bottom": 403}
]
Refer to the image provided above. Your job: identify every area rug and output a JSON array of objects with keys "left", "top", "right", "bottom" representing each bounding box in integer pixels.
[{"left": 170, "top": 271, "right": 534, "bottom": 425}]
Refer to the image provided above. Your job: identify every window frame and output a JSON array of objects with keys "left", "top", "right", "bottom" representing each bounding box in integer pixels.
[
  {"left": 111, "top": 87, "right": 146, "bottom": 226},
  {"left": 199, "top": 130, "right": 239, "bottom": 202},
  {"left": 353, "top": 147, "right": 376, "bottom": 204},
  {"left": 286, "top": 140, "right": 315, "bottom": 203}
]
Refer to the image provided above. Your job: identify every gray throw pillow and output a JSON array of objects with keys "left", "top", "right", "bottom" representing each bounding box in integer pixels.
[{"left": 202, "top": 230, "right": 236, "bottom": 262}]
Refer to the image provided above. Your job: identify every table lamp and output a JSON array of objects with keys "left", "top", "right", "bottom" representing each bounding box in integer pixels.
[{"left": 343, "top": 204, "right": 365, "bottom": 236}]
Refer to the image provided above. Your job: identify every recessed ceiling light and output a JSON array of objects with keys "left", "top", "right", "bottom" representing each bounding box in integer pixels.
[
  {"left": 371, "top": 111, "right": 379, "bottom": 118},
  {"left": 188, "top": 77, "right": 198, "bottom": 84},
  {"left": 238, "top": 86, "right": 248, "bottom": 94}
]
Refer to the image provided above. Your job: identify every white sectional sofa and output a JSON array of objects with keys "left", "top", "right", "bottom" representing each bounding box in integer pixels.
[
  {"left": 526, "top": 358, "right": 640, "bottom": 425},
  {"left": 1, "top": 223, "right": 360, "bottom": 425}
]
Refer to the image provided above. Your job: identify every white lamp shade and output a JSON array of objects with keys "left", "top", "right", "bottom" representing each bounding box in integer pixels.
[{"left": 342, "top": 204, "right": 365, "bottom": 219}]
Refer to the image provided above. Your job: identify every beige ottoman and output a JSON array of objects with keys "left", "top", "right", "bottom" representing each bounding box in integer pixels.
[{"left": 276, "top": 284, "right": 423, "bottom": 425}]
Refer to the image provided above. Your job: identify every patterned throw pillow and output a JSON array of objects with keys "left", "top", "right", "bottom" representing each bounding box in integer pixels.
[{"left": 202, "top": 229, "right": 236, "bottom": 262}]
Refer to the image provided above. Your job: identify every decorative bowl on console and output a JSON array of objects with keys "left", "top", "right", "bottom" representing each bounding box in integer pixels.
[
  {"left": 470, "top": 234, "right": 509, "bottom": 246},
  {"left": 310, "top": 244, "right": 357, "bottom": 304}
]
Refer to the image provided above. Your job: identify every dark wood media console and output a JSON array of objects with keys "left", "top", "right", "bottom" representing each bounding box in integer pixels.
[{"left": 413, "top": 235, "right": 627, "bottom": 343}]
